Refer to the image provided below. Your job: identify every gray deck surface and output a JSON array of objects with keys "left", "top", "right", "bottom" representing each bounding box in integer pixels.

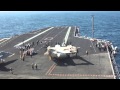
[{"left": 0, "top": 26, "right": 115, "bottom": 79}]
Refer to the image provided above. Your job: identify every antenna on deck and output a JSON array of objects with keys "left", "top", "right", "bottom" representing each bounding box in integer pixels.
[{"left": 91, "top": 15, "right": 94, "bottom": 38}]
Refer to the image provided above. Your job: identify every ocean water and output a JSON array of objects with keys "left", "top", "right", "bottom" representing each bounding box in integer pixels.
[{"left": 0, "top": 11, "right": 120, "bottom": 70}]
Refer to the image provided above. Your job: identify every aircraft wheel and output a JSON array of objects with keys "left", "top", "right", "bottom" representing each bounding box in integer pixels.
[
  {"left": 48, "top": 55, "right": 52, "bottom": 60},
  {"left": 67, "top": 54, "right": 70, "bottom": 57},
  {"left": 77, "top": 49, "right": 79, "bottom": 53},
  {"left": 75, "top": 52, "right": 78, "bottom": 57}
]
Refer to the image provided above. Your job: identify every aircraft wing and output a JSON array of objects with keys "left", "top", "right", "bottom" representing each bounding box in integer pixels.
[{"left": 0, "top": 51, "right": 12, "bottom": 59}]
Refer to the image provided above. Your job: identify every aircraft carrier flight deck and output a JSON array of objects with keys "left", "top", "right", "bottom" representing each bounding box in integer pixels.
[{"left": 0, "top": 26, "right": 117, "bottom": 79}]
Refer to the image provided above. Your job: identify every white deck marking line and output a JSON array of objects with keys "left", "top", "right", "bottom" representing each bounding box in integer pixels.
[
  {"left": 8, "top": 53, "right": 15, "bottom": 57},
  {"left": 44, "top": 37, "right": 53, "bottom": 40},
  {"left": 34, "top": 27, "right": 65, "bottom": 48},
  {"left": 37, "top": 28, "right": 67, "bottom": 52},
  {"left": 90, "top": 40, "right": 96, "bottom": 52},
  {"left": 14, "top": 27, "right": 54, "bottom": 47},
  {"left": 52, "top": 27, "right": 67, "bottom": 39},
  {"left": 0, "top": 38, "right": 17, "bottom": 47},
  {"left": 0, "top": 38, "right": 5, "bottom": 42},
  {"left": 35, "top": 28, "right": 55, "bottom": 45},
  {"left": 0, "top": 39, "right": 10, "bottom": 45},
  {"left": 106, "top": 46, "right": 116, "bottom": 79},
  {"left": 4, "top": 38, "right": 10, "bottom": 39},
  {"left": 62, "top": 27, "right": 71, "bottom": 46}
]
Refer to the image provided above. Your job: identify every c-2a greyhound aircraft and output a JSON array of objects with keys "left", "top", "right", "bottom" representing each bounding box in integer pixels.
[{"left": 44, "top": 43, "right": 80, "bottom": 60}]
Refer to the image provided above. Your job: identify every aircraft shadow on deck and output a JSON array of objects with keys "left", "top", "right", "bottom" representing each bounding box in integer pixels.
[
  {"left": 0, "top": 59, "right": 18, "bottom": 71},
  {"left": 53, "top": 55, "right": 94, "bottom": 66}
]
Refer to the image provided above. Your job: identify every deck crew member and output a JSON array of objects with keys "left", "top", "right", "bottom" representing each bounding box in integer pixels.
[
  {"left": 0, "top": 59, "right": 5, "bottom": 63},
  {"left": 37, "top": 40, "right": 39, "bottom": 45},
  {"left": 34, "top": 63, "right": 38, "bottom": 70},
  {"left": 10, "top": 67, "right": 13, "bottom": 74},
  {"left": 86, "top": 50, "right": 88, "bottom": 55},
  {"left": 32, "top": 63, "right": 34, "bottom": 70},
  {"left": 22, "top": 51, "right": 26, "bottom": 61},
  {"left": 19, "top": 47, "right": 23, "bottom": 59},
  {"left": 32, "top": 42, "right": 34, "bottom": 46},
  {"left": 30, "top": 50, "right": 33, "bottom": 58},
  {"left": 90, "top": 45, "right": 92, "bottom": 48}
]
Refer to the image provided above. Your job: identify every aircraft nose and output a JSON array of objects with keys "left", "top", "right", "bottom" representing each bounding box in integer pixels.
[{"left": 57, "top": 53, "right": 61, "bottom": 57}]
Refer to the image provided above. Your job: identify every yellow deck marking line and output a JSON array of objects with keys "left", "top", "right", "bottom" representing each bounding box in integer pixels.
[{"left": 45, "top": 63, "right": 56, "bottom": 75}]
